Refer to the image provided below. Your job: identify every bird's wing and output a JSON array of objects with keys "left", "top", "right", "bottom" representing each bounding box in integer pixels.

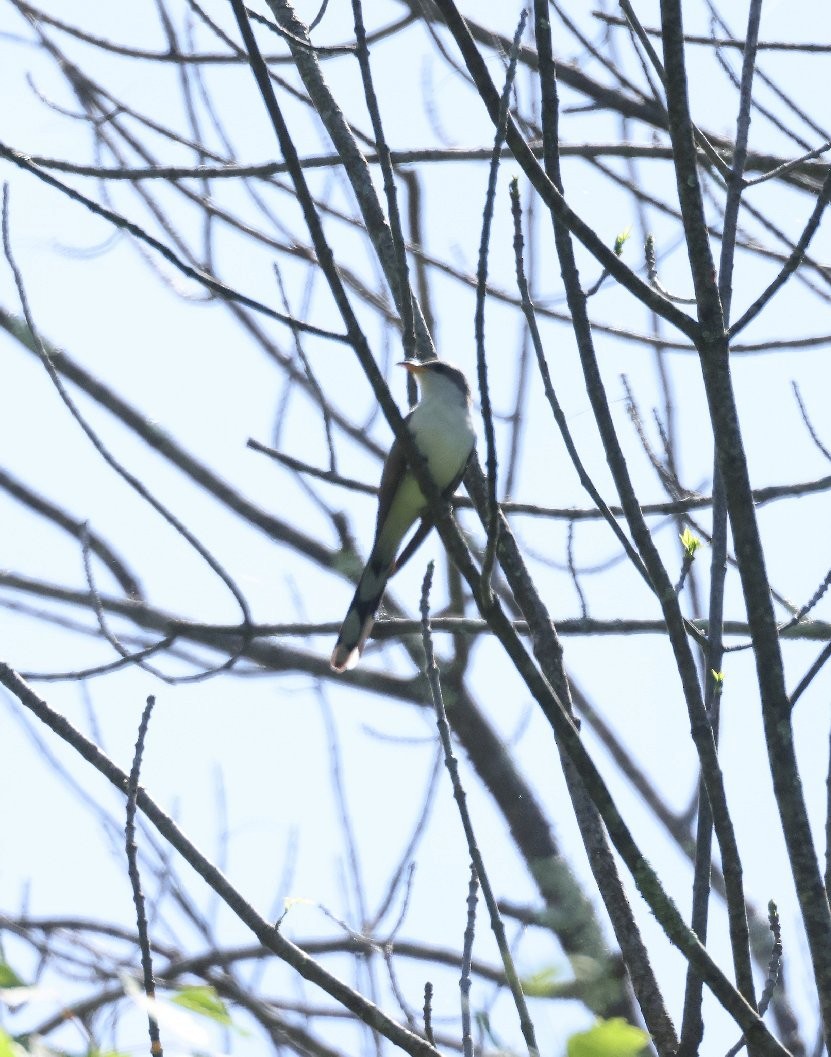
[{"left": 374, "top": 432, "right": 409, "bottom": 536}]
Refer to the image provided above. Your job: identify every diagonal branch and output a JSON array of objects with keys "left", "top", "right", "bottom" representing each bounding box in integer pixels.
[{"left": 0, "top": 662, "right": 442, "bottom": 1057}]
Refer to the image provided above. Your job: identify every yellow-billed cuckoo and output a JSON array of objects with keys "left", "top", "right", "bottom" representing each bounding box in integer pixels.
[{"left": 330, "top": 359, "right": 475, "bottom": 672}]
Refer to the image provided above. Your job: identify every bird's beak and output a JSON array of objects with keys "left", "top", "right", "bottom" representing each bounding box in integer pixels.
[{"left": 398, "top": 359, "right": 426, "bottom": 373}]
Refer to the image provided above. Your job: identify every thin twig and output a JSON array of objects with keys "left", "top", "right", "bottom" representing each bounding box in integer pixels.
[
  {"left": 0, "top": 465, "right": 143, "bottom": 600},
  {"left": 125, "top": 696, "right": 164, "bottom": 1057},
  {"left": 729, "top": 166, "right": 831, "bottom": 338},
  {"left": 566, "top": 523, "right": 588, "bottom": 618},
  {"left": 595, "top": 12, "right": 831, "bottom": 52},
  {"left": 424, "top": 2, "right": 701, "bottom": 340},
  {"left": 0, "top": 661, "right": 443, "bottom": 1057},
  {"left": 273, "top": 264, "right": 337, "bottom": 473},
  {"left": 0, "top": 308, "right": 338, "bottom": 566},
  {"left": 617, "top": 0, "right": 731, "bottom": 178},
  {"left": 460, "top": 865, "right": 478, "bottom": 1057},
  {"left": 1, "top": 184, "right": 253, "bottom": 680},
  {"left": 423, "top": 982, "right": 435, "bottom": 1047},
  {"left": 789, "top": 641, "right": 831, "bottom": 710},
  {"left": 645, "top": 234, "right": 696, "bottom": 303},
  {"left": 419, "top": 563, "right": 540, "bottom": 1057},
  {"left": 792, "top": 382, "right": 831, "bottom": 464},
  {"left": 351, "top": 0, "right": 416, "bottom": 363},
  {"left": 662, "top": 0, "right": 831, "bottom": 1028},
  {"left": 246, "top": 438, "right": 831, "bottom": 519},
  {"left": 0, "top": 144, "right": 349, "bottom": 343},
  {"left": 475, "top": 10, "right": 526, "bottom": 598},
  {"left": 745, "top": 141, "right": 831, "bottom": 188},
  {"left": 718, "top": 0, "right": 763, "bottom": 323},
  {"left": 724, "top": 902, "right": 784, "bottom": 1057},
  {"left": 508, "top": 178, "right": 653, "bottom": 592}
]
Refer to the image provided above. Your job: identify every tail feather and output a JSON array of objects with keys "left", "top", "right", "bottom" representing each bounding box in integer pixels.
[{"left": 330, "top": 559, "right": 391, "bottom": 672}]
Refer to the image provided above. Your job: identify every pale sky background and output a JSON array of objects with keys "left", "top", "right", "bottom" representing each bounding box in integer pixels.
[{"left": 1, "top": 1, "right": 830, "bottom": 1054}]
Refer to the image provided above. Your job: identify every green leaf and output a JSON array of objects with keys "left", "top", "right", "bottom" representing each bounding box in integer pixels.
[
  {"left": 679, "top": 527, "right": 701, "bottom": 558},
  {"left": 567, "top": 1018, "right": 650, "bottom": 1057},
  {"left": 0, "top": 1031, "right": 42, "bottom": 1057},
  {"left": 614, "top": 226, "right": 633, "bottom": 256},
  {"left": 520, "top": 966, "right": 562, "bottom": 997},
  {"left": 171, "top": 986, "right": 232, "bottom": 1026},
  {"left": 0, "top": 964, "right": 26, "bottom": 989}
]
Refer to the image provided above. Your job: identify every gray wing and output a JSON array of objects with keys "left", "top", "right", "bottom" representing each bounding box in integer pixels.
[{"left": 374, "top": 428, "right": 411, "bottom": 538}]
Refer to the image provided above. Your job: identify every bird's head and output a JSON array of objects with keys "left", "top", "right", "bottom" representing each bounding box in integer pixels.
[{"left": 399, "top": 359, "right": 471, "bottom": 402}]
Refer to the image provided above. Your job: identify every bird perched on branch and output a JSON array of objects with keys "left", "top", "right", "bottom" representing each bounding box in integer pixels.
[{"left": 330, "top": 359, "right": 475, "bottom": 672}]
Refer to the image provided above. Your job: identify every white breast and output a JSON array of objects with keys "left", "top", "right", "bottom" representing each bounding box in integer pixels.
[{"left": 407, "top": 386, "right": 475, "bottom": 489}]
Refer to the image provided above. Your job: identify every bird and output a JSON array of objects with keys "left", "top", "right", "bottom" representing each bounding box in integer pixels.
[{"left": 330, "top": 359, "right": 475, "bottom": 672}]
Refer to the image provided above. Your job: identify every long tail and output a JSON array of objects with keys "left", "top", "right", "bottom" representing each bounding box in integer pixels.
[{"left": 330, "top": 556, "right": 391, "bottom": 672}]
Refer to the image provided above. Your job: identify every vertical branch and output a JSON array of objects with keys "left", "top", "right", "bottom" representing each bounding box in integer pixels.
[
  {"left": 414, "top": 569, "right": 778, "bottom": 1049},
  {"left": 419, "top": 562, "right": 540, "bottom": 1057},
  {"left": 259, "top": 39, "right": 668, "bottom": 1017},
  {"left": 508, "top": 180, "right": 649, "bottom": 587},
  {"left": 175, "top": 17, "right": 633, "bottom": 1004},
  {"left": 476, "top": 10, "right": 526, "bottom": 597},
  {"left": 460, "top": 865, "right": 478, "bottom": 1057},
  {"left": 398, "top": 169, "right": 436, "bottom": 340},
  {"left": 504, "top": 195, "right": 535, "bottom": 498},
  {"left": 422, "top": 982, "right": 435, "bottom": 1048},
  {"left": 682, "top": 3, "right": 760, "bottom": 1032},
  {"left": 260, "top": 41, "right": 695, "bottom": 983},
  {"left": 125, "top": 695, "right": 163, "bottom": 1057},
  {"left": 229, "top": 0, "right": 430, "bottom": 488},
  {"left": 678, "top": 660, "right": 720, "bottom": 1056},
  {"left": 351, "top": 0, "right": 416, "bottom": 361},
  {"left": 718, "top": 0, "right": 763, "bottom": 320},
  {"left": 725, "top": 903, "right": 784, "bottom": 1057},
  {"left": 530, "top": 0, "right": 758, "bottom": 1022},
  {"left": 660, "top": 0, "right": 831, "bottom": 1027},
  {"left": 826, "top": 731, "right": 831, "bottom": 898},
  {"left": 509, "top": 178, "right": 681, "bottom": 1040},
  {"left": 265, "top": 0, "right": 436, "bottom": 361}
]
